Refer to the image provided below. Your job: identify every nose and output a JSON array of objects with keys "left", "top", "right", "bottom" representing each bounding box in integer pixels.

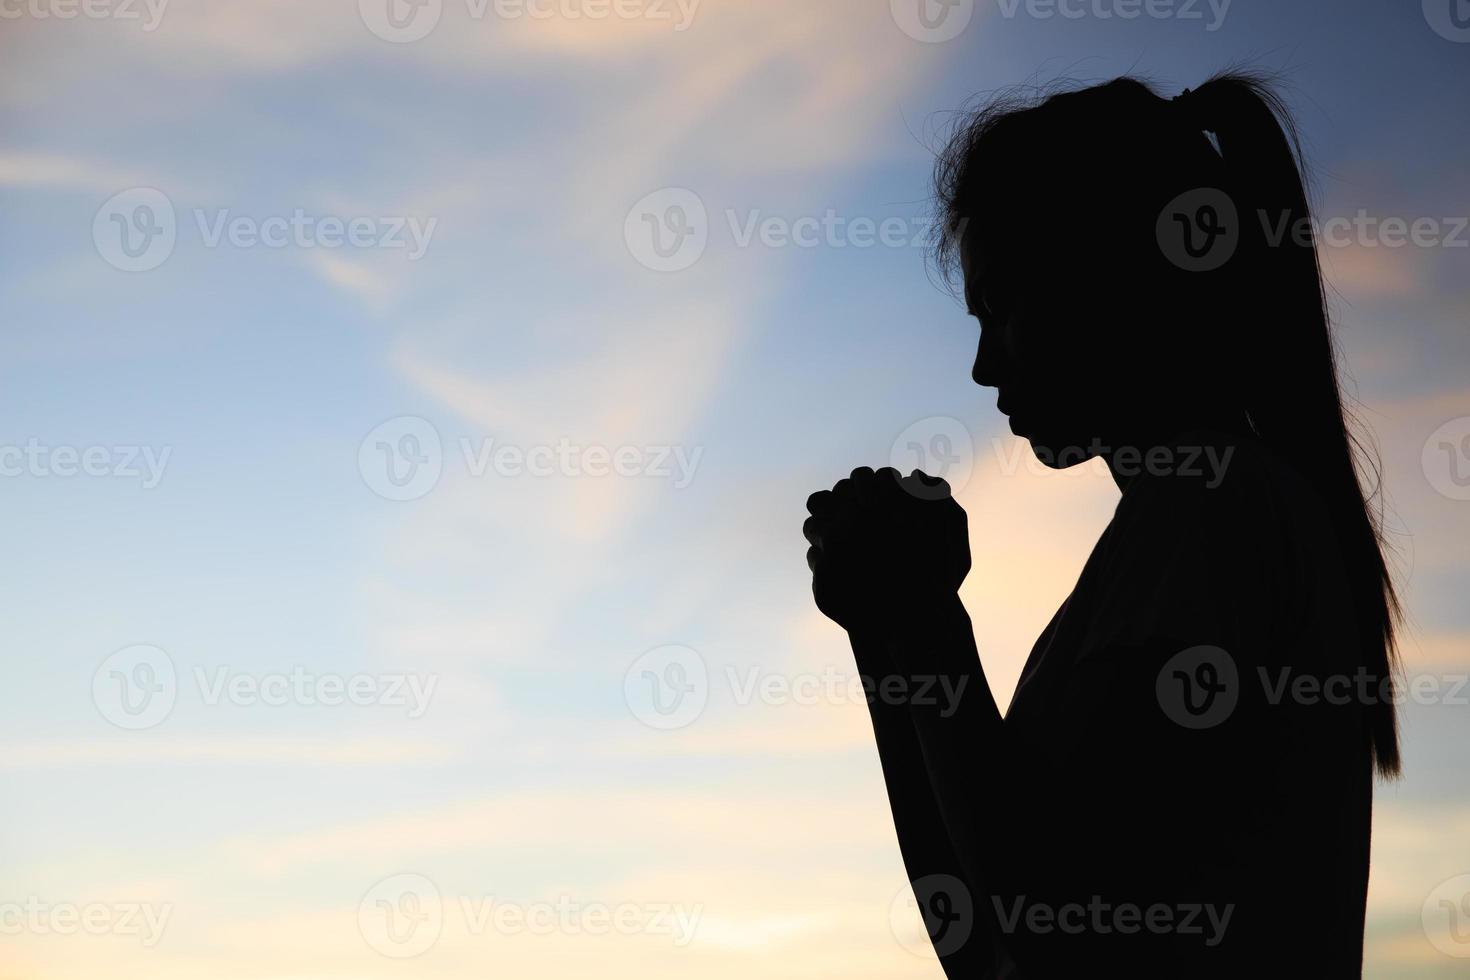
[{"left": 971, "top": 323, "right": 1007, "bottom": 389}]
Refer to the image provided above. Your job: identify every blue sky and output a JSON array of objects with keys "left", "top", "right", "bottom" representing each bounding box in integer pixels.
[{"left": 1, "top": 0, "right": 1467, "bottom": 975}]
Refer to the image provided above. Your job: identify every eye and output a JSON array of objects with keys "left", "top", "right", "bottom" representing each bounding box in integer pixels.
[
  {"left": 980, "top": 288, "right": 1009, "bottom": 322},
  {"left": 966, "top": 292, "right": 994, "bottom": 323},
  {"left": 965, "top": 278, "right": 1008, "bottom": 326}
]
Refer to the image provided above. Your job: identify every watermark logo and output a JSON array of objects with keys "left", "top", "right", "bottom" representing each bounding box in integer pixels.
[
  {"left": 891, "top": 0, "right": 974, "bottom": 42},
  {"left": 1257, "top": 667, "right": 1465, "bottom": 708},
  {"left": 359, "top": 416, "right": 444, "bottom": 502},
  {"left": 1156, "top": 645, "right": 1237, "bottom": 729},
  {"left": 192, "top": 666, "right": 437, "bottom": 717},
  {"left": 0, "top": 0, "right": 169, "bottom": 30},
  {"left": 992, "top": 437, "right": 1235, "bottom": 487},
  {"left": 890, "top": 874, "right": 973, "bottom": 958},
  {"left": 92, "top": 644, "right": 177, "bottom": 730},
  {"left": 360, "top": 873, "right": 443, "bottom": 958},
  {"left": 360, "top": 0, "right": 699, "bottom": 41},
  {"left": 624, "top": 644, "right": 708, "bottom": 730},
  {"left": 191, "top": 209, "right": 436, "bottom": 258},
  {"left": 625, "top": 188, "right": 708, "bottom": 272},
  {"left": 994, "top": 0, "right": 1230, "bottom": 30},
  {"left": 626, "top": 190, "right": 947, "bottom": 270},
  {"left": 1157, "top": 188, "right": 1239, "bottom": 272},
  {"left": 726, "top": 209, "right": 941, "bottom": 251},
  {"left": 1423, "top": 873, "right": 1470, "bottom": 957},
  {"left": 359, "top": 0, "right": 443, "bottom": 41},
  {"left": 1261, "top": 210, "right": 1469, "bottom": 250},
  {"left": 890, "top": 417, "right": 975, "bottom": 498},
  {"left": 95, "top": 190, "right": 437, "bottom": 271},
  {"left": 358, "top": 874, "right": 701, "bottom": 953},
  {"left": 0, "top": 439, "right": 171, "bottom": 487},
  {"left": 1423, "top": 416, "right": 1470, "bottom": 501},
  {"left": 460, "top": 895, "right": 700, "bottom": 945},
  {"left": 94, "top": 647, "right": 437, "bottom": 730},
  {"left": 993, "top": 894, "right": 1232, "bottom": 945},
  {"left": 358, "top": 418, "right": 703, "bottom": 500},
  {"left": 94, "top": 188, "right": 176, "bottom": 272},
  {"left": 725, "top": 666, "right": 970, "bottom": 716},
  {"left": 461, "top": 438, "right": 701, "bottom": 487},
  {"left": 0, "top": 898, "right": 172, "bottom": 946},
  {"left": 1424, "top": 0, "right": 1470, "bottom": 42}
]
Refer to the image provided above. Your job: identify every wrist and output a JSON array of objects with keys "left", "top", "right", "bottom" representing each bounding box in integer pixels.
[{"left": 846, "top": 588, "right": 967, "bottom": 643}]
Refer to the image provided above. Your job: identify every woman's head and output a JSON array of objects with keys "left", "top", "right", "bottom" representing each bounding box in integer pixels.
[
  {"left": 937, "top": 76, "right": 1247, "bottom": 459},
  {"left": 933, "top": 71, "right": 1404, "bottom": 776}
]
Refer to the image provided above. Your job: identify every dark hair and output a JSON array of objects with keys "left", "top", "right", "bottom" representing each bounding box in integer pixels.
[{"left": 931, "top": 70, "right": 1404, "bottom": 777}]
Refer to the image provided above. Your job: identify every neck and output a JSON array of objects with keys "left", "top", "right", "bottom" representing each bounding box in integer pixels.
[{"left": 1101, "top": 410, "right": 1250, "bottom": 493}]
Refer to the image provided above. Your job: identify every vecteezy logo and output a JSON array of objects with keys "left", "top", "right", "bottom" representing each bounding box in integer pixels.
[
  {"left": 624, "top": 644, "right": 708, "bottom": 730},
  {"left": 890, "top": 416, "right": 975, "bottom": 498},
  {"left": 94, "top": 188, "right": 176, "bottom": 272},
  {"left": 92, "top": 644, "right": 177, "bottom": 730},
  {"left": 624, "top": 188, "right": 708, "bottom": 272},
  {"left": 1424, "top": 0, "right": 1470, "bottom": 41},
  {"left": 359, "top": 873, "right": 443, "bottom": 958},
  {"left": 1423, "top": 873, "right": 1470, "bottom": 957},
  {"left": 890, "top": 874, "right": 973, "bottom": 958},
  {"left": 359, "top": 0, "right": 443, "bottom": 41},
  {"left": 890, "top": 0, "right": 974, "bottom": 42},
  {"left": 358, "top": 416, "right": 443, "bottom": 501},
  {"left": 1422, "top": 416, "right": 1470, "bottom": 501},
  {"left": 1156, "top": 645, "right": 1238, "bottom": 729},
  {"left": 1156, "top": 188, "right": 1239, "bottom": 272}
]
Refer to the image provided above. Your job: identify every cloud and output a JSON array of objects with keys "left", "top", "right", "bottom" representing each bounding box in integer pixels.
[
  {"left": 220, "top": 785, "right": 897, "bottom": 876},
  {"left": 0, "top": 735, "right": 459, "bottom": 769},
  {"left": 1322, "top": 240, "right": 1422, "bottom": 299},
  {"left": 0, "top": 151, "right": 152, "bottom": 193}
]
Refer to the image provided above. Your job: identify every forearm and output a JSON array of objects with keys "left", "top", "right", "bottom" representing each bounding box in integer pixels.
[
  {"left": 866, "top": 596, "right": 1004, "bottom": 890},
  {"left": 848, "top": 625, "right": 998, "bottom": 976}
]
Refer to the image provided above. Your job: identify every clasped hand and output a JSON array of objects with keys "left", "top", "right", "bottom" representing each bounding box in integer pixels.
[{"left": 804, "top": 467, "right": 970, "bottom": 634}]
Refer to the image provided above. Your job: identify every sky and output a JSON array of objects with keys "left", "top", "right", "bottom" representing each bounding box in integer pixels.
[{"left": 1, "top": 0, "right": 1467, "bottom": 976}]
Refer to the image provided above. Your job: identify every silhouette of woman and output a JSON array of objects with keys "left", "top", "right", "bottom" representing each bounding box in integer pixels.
[{"left": 804, "top": 72, "right": 1400, "bottom": 978}]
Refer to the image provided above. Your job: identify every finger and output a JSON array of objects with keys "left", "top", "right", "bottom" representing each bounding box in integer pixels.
[
  {"left": 847, "top": 466, "right": 879, "bottom": 504},
  {"left": 802, "top": 515, "right": 825, "bottom": 547},
  {"left": 806, "top": 545, "right": 822, "bottom": 573},
  {"left": 806, "top": 489, "right": 834, "bottom": 516},
  {"left": 873, "top": 467, "right": 904, "bottom": 498},
  {"left": 902, "top": 469, "right": 952, "bottom": 500}
]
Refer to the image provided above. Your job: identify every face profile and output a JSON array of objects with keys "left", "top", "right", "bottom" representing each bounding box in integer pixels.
[{"left": 962, "top": 233, "right": 1116, "bottom": 468}]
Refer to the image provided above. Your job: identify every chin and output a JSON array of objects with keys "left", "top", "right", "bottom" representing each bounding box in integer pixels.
[{"left": 1026, "top": 433, "right": 1094, "bottom": 469}]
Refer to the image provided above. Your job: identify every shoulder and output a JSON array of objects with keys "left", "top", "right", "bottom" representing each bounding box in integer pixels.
[{"left": 1083, "top": 429, "right": 1329, "bottom": 648}]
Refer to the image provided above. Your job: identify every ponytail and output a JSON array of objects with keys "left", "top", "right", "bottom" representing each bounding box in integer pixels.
[{"left": 1174, "top": 71, "right": 1403, "bottom": 776}]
